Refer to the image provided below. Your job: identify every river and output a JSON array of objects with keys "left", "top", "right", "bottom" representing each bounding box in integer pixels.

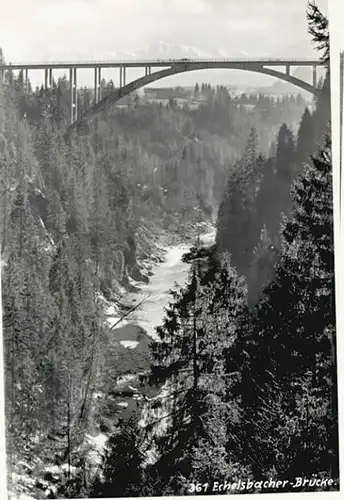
[
  {"left": 107, "top": 225, "right": 216, "bottom": 345},
  {"left": 87, "top": 226, "right": 216, "bottom": 459}
]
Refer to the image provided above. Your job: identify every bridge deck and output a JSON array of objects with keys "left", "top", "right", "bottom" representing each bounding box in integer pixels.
[{"left": 0, "top": 58, "right": 323, "bottom": 71}]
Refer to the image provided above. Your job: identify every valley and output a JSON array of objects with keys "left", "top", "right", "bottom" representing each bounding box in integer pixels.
[{"left": 0, "top": 4, "right": 338, "bottom": 494}]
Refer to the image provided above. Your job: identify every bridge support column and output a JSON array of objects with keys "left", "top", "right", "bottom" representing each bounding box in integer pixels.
[
  {"left": 94, "top": 67, "right": 102, "bottom": 104},
  {"left": 286, "top": 64, "right": 290, "bottom": 76},
  {"left": 69, "top": 68, "right": 73, "bottom": 123},
  {"left": 97, "top": 66, "right": 102, "bottom": 102},
  {"left": 24, "top": 69, "right": 28, "bottom": 91},
  {"left": 123, "top": 66, "right": 126, "bottom": 86},
  {"left": 44, "top": 68, "right": 48, "bottom": 91},
  {"left": 119, "top": 67, "right": 123, "bottom": 88},
  {"left": 69, "top": 67, "right": 78, "bottom": 124},
  {"left": 73, "top": 67, "right": 78, "bottom": 122},
  {"left": 312, "top": 65, "right": 317, "bottom": 88},
  {"left": 148, "top": 66, "right": 151, "bottom": 76},
  {"left": 94, "top": 67, "right": 98, "bottom": 104},
  {"left": 49, "top": 68, "right": 53, "bottom": 88},
  {"left": 44, "top": 68, "right": 50, "bottom": 109}
]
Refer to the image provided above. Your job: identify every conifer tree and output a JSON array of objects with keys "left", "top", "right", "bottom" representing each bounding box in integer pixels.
[
  {"left": 147, "top": 254, "right": 247, "bottom": 493},
  {"left": 2, "top": 187, "right": 56, "bottom": 450},
  {"left": 91, "top": 415, "right": 145, "bottom": 498},
  {"left": 296, "top": 107, "right": 315, "bottom": 165},
  {"left": 228, "top": 136, "right": 337, "bottom": 482},
  {"left": 243, "top": 127, "right": 259, "bottom": 169},
  {"left": 247, "top": 225, "right": 277, "bottom": 307},
  {"left": 216, "top": 160, "right": 256, "bottom": 275},
  {"left": 276, "top": 123, "right": 296, "bottom": 183},
  {"left": 307, "top": 1, "right": 329, "bottom": 66},
  {"left": 306, "top": 2, "right": 330, "bottom": 143}
]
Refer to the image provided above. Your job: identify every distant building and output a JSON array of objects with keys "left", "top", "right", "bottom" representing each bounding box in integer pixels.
[{"left": 144, "top": 87, "right": 190, "bottom": 99}]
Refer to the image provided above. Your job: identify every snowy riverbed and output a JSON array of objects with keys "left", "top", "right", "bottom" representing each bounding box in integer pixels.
[
  {"left": 108, "top": 226, "right": 216, "bottom": 342},
  {"left": 106, "top": 225, "right": 217, "bottom": 461}
]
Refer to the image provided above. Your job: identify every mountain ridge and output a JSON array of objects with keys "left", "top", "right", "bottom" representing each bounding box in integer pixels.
[{"left": 28, "top": 40, "right": 321, "bottom": 91}]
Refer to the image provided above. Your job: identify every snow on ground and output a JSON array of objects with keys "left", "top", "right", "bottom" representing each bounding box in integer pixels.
[
  {"left": 9, "top": 492, "right": 37, "bottom": 500},
  {"left": 128, "top": 275, "right": 147, "bottom": 287},
  {"left": 117, "top": 401, "right": 129, "bottom": 408},
  {"left": 97, "top": 292, "right": 130, "bottom": 329},
  {"left": 86, "top": 433, "right": 108, "bottom": 451},
  {"left": 85, "top": 433, "right": 108, "bottom": 469},
  {"left": 103, "top": 225, "right": 215, "bottom": 340},
  {"left": 110, "top": 227, "right": 216, "bottom": 339},
  {"left": 44, "top": 464, "right": 78, "bottom": 475},
  {"left": 106, "top": 316, "right": 129, "bottom": 329},
  {"left": 120, "top": 340, "right": 139, "bottom": 349},
  {"left": 116, "top": 373, "right": 138, "bottom": 385},
  {"left": 9, "top": 472, "right": 57, "bottom": 500}
]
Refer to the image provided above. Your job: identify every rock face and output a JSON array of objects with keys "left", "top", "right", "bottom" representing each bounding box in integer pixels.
[{"left": 130, "top": 262, "right": 150, "bottom": 284}]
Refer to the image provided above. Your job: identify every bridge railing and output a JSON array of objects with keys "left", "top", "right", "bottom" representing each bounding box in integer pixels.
[{"left": 0, "top": 57, "right": 323, "bottom": 68}]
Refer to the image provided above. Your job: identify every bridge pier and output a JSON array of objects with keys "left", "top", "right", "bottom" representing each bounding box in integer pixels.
[
  {"left": 93, "top": 67, "right": 102, "bottom": 104},
  {"left": 69, "top": 67, "right": 78, "bottom": 124},
  {"left": 73, "top": 68, "right": 78, "bottom": 122},
  {"left": 69, "top": 68, "right": 73, "bottom": 122},
  {"left": 44, "top": 68, "right": 48, "bottom": 91},
  {"left": 97, "top": 66, "right": 102, "bottom": 102},
  {"left": 44, "top": 67, "right": 50, "bottom": 110},
  {"left": 24, "top": 69, "right": 28, "bottom": 91},
  {"left": 286, "top": 64, "right": 290, "bottom": 76},
  {"left": 120, "top": 66, "right": 126, "bottom": 88},
  {"left": 94, "top": 67, "right": 97, "bottom": 104},
  {"left": 44, "top": 67, "right": 53, "bottom": 93}
]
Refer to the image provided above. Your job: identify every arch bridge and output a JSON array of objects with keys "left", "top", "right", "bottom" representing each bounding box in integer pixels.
[{"left": 0, "top": 58, "right": 324, "bottom": 127}]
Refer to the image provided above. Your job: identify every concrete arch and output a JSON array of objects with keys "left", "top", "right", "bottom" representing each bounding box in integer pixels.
[{"left": 72, "top": 62, "right": 320, "bottom": 131}]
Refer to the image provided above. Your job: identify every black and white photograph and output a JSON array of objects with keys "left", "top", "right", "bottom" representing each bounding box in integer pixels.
[{"left": 0, "top": 0, "right": 340, "bottom": 498}]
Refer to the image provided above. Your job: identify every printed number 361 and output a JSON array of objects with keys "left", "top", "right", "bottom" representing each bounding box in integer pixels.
[{"left": 188, "top": 483, "right": 209, "bottom": 493}]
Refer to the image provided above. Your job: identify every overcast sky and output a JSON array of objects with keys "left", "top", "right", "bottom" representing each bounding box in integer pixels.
[{"left": 1, "top": 0, "right": 329, "bottom": 62}]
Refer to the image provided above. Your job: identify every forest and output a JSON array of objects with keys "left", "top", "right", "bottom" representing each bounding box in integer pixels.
[{"left": 0, "top": 1, "right": 338, "bottom": 498}]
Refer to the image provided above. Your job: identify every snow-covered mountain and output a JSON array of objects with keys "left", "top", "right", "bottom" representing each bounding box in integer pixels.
[
  {"left": 36, "top": 40, "right": 321, "bottom": 91},
  {"left": 121, "top": 41, "right": 212, "bottom": 59},
  {"left": 39, "top": 42, "right": 212, "bottom": 63},
  {"left": 38, "top": 38, "right": 319, "bottom": 64}
]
